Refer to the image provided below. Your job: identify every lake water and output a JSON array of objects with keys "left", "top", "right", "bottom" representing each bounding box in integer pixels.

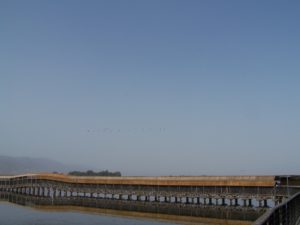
[
  {"left": 0, "top": 201, "right": 186, "bottom": 225},
  {"left": 0, "top": 200, "right": 257, "bottom": 225}
]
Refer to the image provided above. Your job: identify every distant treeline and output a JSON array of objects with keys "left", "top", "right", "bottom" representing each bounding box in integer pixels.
[{"left": 68, "top": 170, "right": 121, "bottom": 176}]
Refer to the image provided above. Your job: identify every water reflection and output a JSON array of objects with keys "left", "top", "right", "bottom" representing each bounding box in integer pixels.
[
  {"left": 0, "top": 202, "right": 180, "bottom": 225},
  {"left": 0, "top": 192, "right": 265, "bottom": 225}
]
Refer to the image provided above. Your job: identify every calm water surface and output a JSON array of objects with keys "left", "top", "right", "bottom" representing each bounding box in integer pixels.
[{"left": 0, "top": 202, "right": 192, "bottom": 225}]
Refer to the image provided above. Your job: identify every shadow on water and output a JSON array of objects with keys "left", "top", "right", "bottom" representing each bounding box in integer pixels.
[{"left": 0, "top": 192, "right": 266, "bottom": 225}]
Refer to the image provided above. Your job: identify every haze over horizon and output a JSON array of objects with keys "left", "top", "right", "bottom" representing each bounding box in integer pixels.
[{"left": 1, "top": 1, "right": 300, "bottom": 176}]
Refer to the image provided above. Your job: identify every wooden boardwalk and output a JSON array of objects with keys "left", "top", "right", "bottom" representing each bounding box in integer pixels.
[{"left": 1, "top": 173, "right": 276, "bottom": 186}]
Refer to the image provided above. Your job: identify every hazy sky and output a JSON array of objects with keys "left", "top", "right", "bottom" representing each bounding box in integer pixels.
[{"left": 1, "top": 0, "right": 300, "bottom": 175}]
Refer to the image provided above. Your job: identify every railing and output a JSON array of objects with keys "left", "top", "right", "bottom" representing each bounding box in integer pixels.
[{"left": 252, "top": 192, "right": 300, "bottom": 225}]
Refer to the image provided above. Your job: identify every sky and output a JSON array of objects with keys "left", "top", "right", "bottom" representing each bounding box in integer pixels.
[{"left": 1, "top": 0, "right": 300, "bottom": 176}]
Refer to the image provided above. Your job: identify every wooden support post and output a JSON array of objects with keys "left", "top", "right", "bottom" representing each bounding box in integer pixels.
[
  {"left": 248, "top": 199, "right": 252, "bottom": 207},
  {"left": 222, "top": 198, "right": 226, "bottom": 206},
  {"left": 235, "top": 198, "right": 239, "bottom": 206}
]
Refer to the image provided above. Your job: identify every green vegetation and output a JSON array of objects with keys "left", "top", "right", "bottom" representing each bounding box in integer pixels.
[{"left": 68, "top": 170, "right": 121, "bottom": 176}]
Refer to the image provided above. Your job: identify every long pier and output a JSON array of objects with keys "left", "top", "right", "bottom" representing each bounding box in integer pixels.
[
  {"left": 0, "top": 174, "right": 286, "bottom": 207},
  {"left": 1, "top": 174, "right": 299, "bottom": 224}
]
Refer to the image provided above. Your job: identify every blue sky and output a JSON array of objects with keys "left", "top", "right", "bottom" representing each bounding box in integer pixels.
[{"left": 1, "top": 0, "right": 300, "bottom": 175}]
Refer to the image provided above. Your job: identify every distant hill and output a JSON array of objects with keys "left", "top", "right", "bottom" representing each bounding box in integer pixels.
[{"left": 0, "top": 155, "right": 85, "bottom": 175}]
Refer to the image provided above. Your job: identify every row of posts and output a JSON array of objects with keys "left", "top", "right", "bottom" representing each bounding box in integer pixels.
[{"left": 0, "top": 185, "right": 273, "bottom": 207}]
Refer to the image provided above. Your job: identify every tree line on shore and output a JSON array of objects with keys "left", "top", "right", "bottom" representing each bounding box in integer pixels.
[{"left": 68, "top": 170, "right": 121, "bottom": 176}]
